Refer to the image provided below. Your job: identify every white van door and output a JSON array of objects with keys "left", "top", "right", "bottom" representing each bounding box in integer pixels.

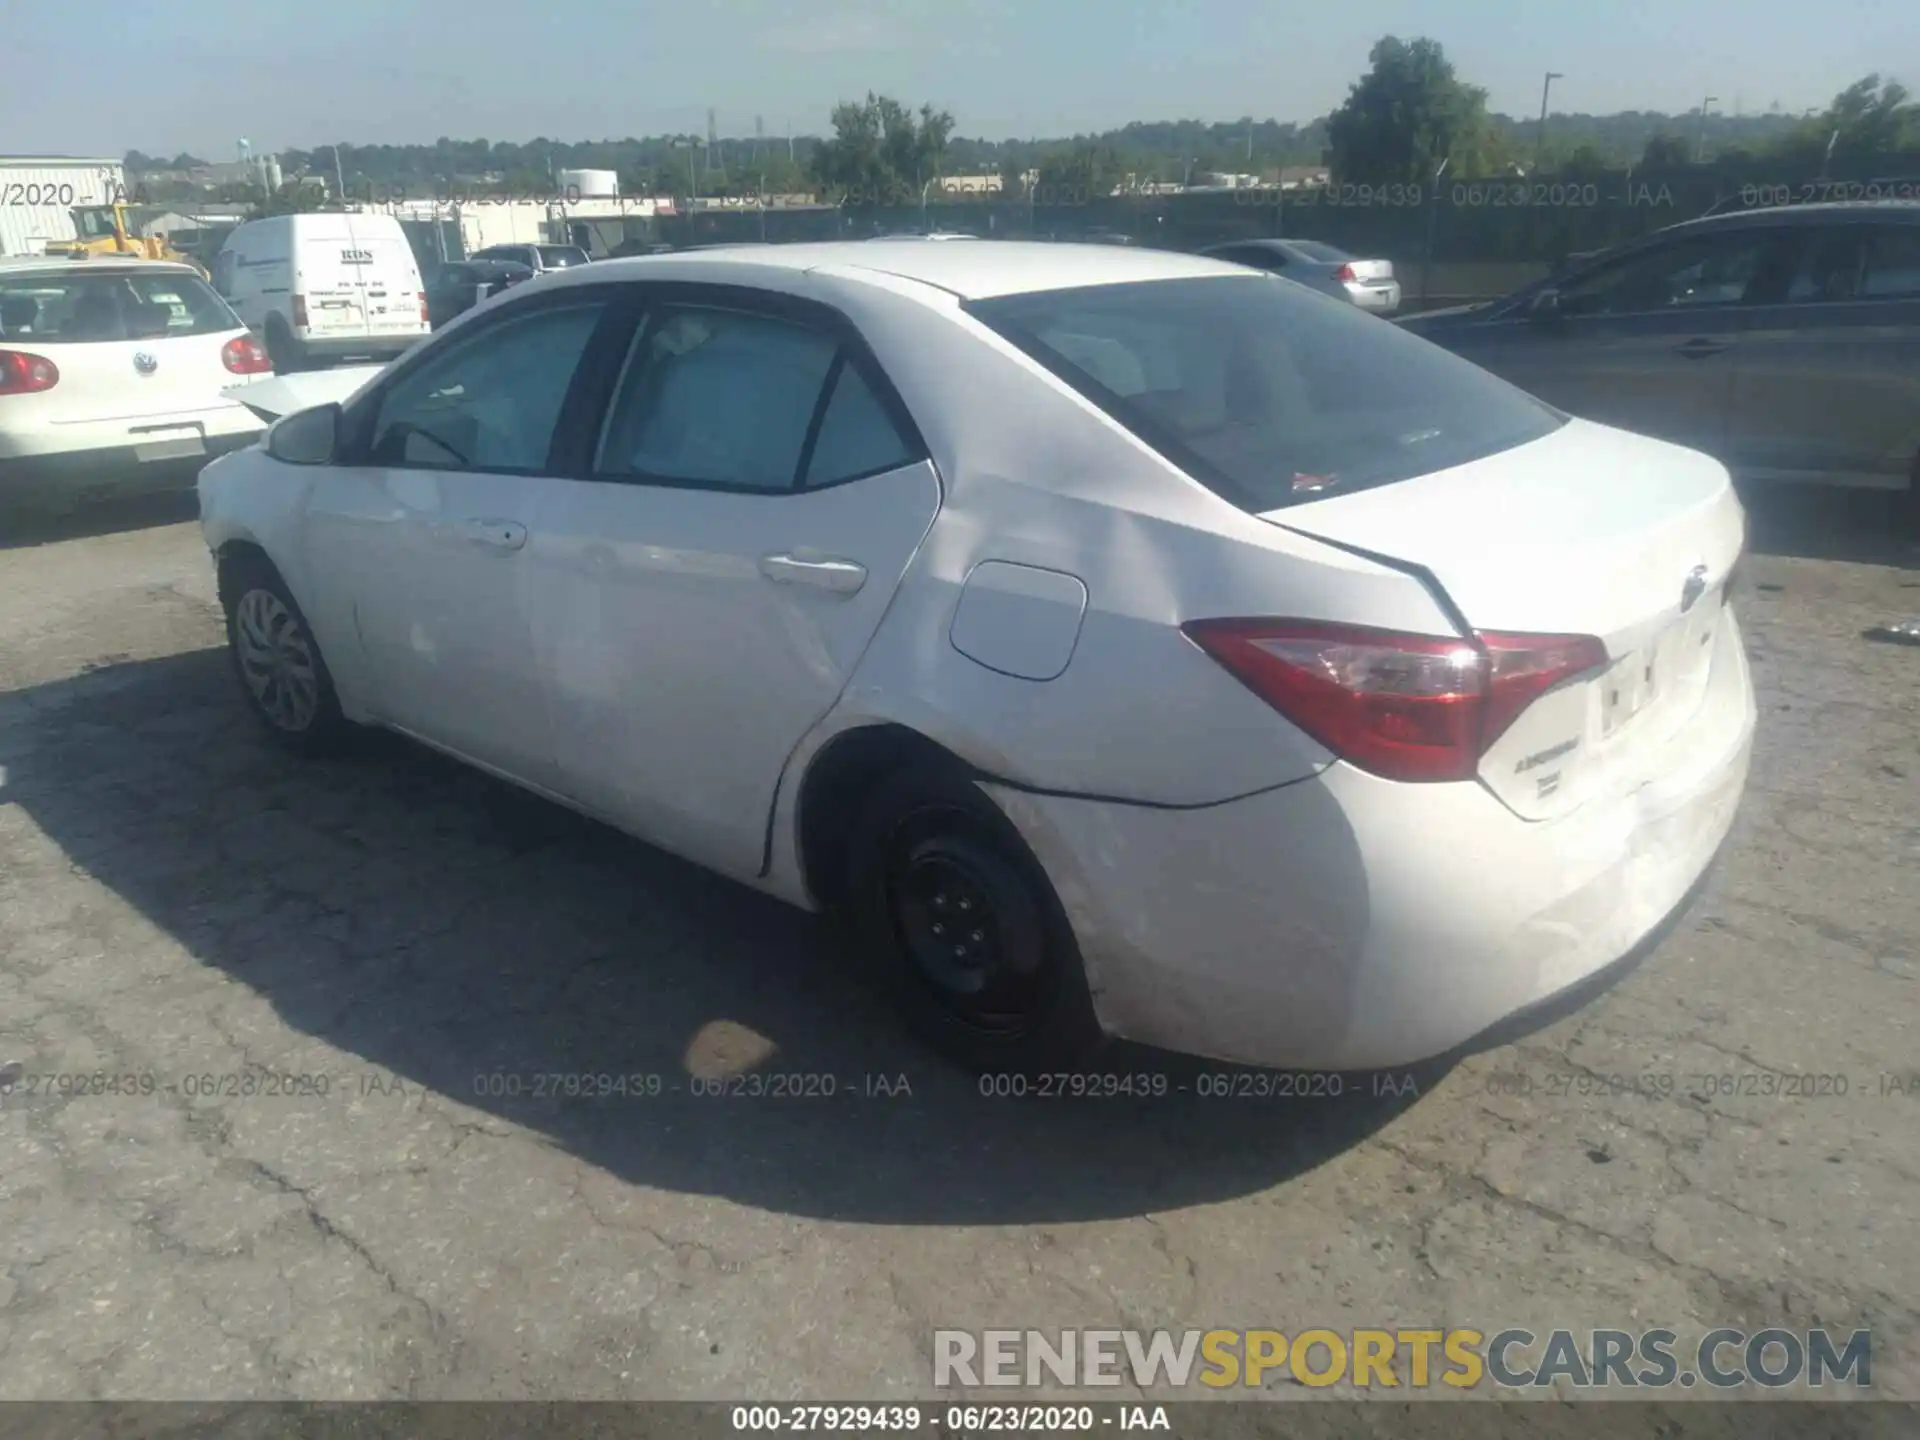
[
  {"left": 297, "top": 218, "right": 375, "bottom": 345},
  {"left": 348, "top": 220, "right": 429, "bottom": 340}
]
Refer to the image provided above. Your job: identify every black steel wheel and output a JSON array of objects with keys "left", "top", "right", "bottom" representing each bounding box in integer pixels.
[{"left": 844, "top": 763, "right": 1103, "bottom": 1074}]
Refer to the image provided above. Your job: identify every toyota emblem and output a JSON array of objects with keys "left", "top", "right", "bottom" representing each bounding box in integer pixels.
[
  {"left": 132, "top": 351, "right": 158, "bottom": 375},
  {"left": 1680, "top": 564, "right": 1709, "bottom": 613}
]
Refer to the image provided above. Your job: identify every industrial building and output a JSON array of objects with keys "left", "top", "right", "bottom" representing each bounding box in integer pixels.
[{"left": 0, "top": 156, "right": 128, "bottom": 256}]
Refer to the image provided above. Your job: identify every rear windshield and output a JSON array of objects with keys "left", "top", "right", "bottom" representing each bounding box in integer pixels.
[
  {"left": 0, "top": 270, "right": 240, "bottom": 344},
  {"left": 1285, "top": 239, "right": 1351, "bottom": 264},
  {"left": 538, "top": 246, "right": 591, "bottom": 268},
  {"left": 966, "top": 275, "right": 1564, "bottom": 511}
]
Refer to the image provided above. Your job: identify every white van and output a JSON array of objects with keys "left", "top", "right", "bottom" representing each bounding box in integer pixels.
[{"left": 212, "top": 213, "right": 429, "bottom": 372}]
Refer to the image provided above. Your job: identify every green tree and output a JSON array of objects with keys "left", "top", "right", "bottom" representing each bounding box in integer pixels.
[
  {"left": 1816, "top": 74, "right": 1916, "bottom": 160},
  {"left": 1034, "top": 141, "right": 1126, "bottom": 198},
  {"left": 812, "top": 93, "right": 954, "bottom": 204},
  {"left": 1639, "top": 132, "right": 1691, "bottom": 169},
  {"left": 1325, "top": 36, "right": 1491, "bottom": 183}
]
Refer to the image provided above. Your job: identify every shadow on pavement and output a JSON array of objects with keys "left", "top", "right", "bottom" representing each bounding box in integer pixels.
[
  {"left": 0, "top": 490, "right": 200, "bottom": 552},
  {"left": 0, "top": 647, "right": 1439, "bottom": 1226},
  {"left": 1739, "top": 481, "right": 1917, "bottom": 571}
]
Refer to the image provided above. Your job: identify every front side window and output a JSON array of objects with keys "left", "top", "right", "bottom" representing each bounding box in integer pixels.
[
  {"left": 595, "top": 306, "right": 840, "bottom": 491},
  {"left": 1557, "top": 230, "right": 1783, "bottom": 316},
  {"left": 969, "top": 274, "right": 1563, "bottom": 511},
  {"left": 0, "top": 270, "right": 241, "bottom": 342},
  {"left": 367, "top": 300, "right": 606, "bottom": 472}
]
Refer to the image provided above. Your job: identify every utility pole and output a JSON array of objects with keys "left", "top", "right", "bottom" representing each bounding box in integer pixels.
[
  {"left": 1534, "top": 72, "right": 1563, "bottom": 173},
  {"left": 1695, "top": 96, "right": 1719, "bottom": 163},
  {"left": 333, "top": 143, "right": 347, "bottom": 202}
]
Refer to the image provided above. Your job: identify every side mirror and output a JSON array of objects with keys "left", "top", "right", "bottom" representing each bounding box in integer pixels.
[
  {"left": 1529, "top": 287, "right": 1563, "bottom": 322},
  {"left": 265, "top": 403, "right": 341, "bottom": 466}
]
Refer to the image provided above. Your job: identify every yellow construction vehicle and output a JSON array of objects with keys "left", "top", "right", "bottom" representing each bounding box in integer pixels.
[{"left": 45, "top": 204, "right": 208, "bottom": 277}]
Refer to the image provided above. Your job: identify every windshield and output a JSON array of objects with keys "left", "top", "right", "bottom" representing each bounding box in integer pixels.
[
  {"left": 0, "top": 269, "right": 240, "bottom": 343},
  {"left": 1285, "top": 239, "right": 1351, "bottom": 263},
  {"left": 968, "top": 274, "right": 1563, "bottom": 510}
]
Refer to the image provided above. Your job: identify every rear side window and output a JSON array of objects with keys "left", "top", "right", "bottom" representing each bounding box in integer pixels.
[
  {"left": 1285, "top": 240, "right": 1350, "bottom": 263},
  {"left": 0, "top": 271, "right": 240, "bottom": 343},
  {"left": 595, "top": 307, "right": 839, "bottom": 491},
  {"left": 968, "top": 274, "right": 1564, "bottom": 511},
  {"left": 538, "top": 246, "right": 591, "bottom": 268},
  {"left": 1781, "top": 224, "right": 1920, "bottom": 302},
  {"left": 803, "top": 359, "right": 919, "bottom": 488},
  {"left": 1861, "top": 226, "right": 1920, "bottom": 298}
]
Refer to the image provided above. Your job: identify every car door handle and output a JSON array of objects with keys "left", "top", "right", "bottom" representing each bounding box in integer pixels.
[
  {"left": 461, "top": 517, "right": 528, "bottom": 551},
  {"left": 1674, "top": 338, "right": 1728, "bottom": 359},
  {"left": 758, "top": 553, "right": 868, "bottom": 594}
]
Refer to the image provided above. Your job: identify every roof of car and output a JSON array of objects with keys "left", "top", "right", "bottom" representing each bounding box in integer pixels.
[
  {"left": 559, "top": 239, "right": 1237, "bottom": 299},
  {"left": 1672, "top": 198, "right": 1920, "bottom": 231},
  {"left": 0, "top": 255, "right": 201, "bottom": 277}
]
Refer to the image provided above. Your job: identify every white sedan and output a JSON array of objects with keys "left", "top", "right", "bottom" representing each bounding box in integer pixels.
[
  {"left": 197, "top": 240, "right": 1755, "bottom": 1074},
  {"left": 1, "top": 256, "right": 270, "bottom": 510}
]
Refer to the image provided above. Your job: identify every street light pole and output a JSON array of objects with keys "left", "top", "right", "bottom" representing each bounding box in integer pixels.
[
  {"left": 332, "top": 144, "right": 348, "bottom": 203},
  {"left": 1695, "top": 96, "right": 1719, "bottom": 163},
  {"left": 1535, "top": 72, "right": 1563, "bottom": 174}
]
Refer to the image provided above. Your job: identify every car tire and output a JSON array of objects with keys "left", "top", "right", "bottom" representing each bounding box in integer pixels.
[
  {"left": 220, "top": 555, "right": 351, "bottom": 755},
  {"left": 262, "top": 317, "right": 304, "bottom": 375},
  {"left": 843, "top": 762, "right": 1105, "bottom": 1075}
]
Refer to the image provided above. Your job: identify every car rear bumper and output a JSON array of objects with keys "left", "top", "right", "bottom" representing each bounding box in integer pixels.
[
  {"left": 0, "top": 428, "right": 261, "bottom": 507},
  {"left": 291, "top": 331, "right": 426, "bottom": 363},
  {"left": 1347, "top": 281, "right": 1402, "bottom": 313},
  {"left": 990, "top": 610, "right": 1756, "bottom": 1070}
]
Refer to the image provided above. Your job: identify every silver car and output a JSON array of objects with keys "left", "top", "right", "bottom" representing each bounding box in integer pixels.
[
  {"left": 1398, "top": 201, "right": 1920, "bottom": 525},
  {"left": 1198, "top": 238, "right": 1401, "bottom": 312}
]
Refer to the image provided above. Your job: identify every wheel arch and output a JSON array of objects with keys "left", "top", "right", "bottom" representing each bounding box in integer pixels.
[{"left": 791, "top": 720, "right": 988, "bottom": 914}]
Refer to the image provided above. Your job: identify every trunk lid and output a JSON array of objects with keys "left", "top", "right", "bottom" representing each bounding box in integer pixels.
[
  {"left": 1342, "top": 258, "right": 1394, "bottom": 283},
  {"left": 1264, "top": 418, "right": 1745, "bottom": 819}
]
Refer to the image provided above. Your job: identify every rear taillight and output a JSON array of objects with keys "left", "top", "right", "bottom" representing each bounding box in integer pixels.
[
  {"left": 1334, "top": 263, "right": 1358, "bottom": 283},
  {"left": 291, "top": 295, "right": 309, "bottom": 329},
  {"left": 1183, "top": 620, "right": 1607, "bottom": 783},
  {"left": 221, "top": 334, "right": 272, "bottom": 374},
  {"left": 418, "top": 291, "right": 429, "bottom": 323},
  {"left": 0, "top": 349, "right": 59, "bottom": 396}
]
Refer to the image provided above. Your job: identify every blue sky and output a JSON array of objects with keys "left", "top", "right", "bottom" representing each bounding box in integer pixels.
[{"left": 5, "top": 0, "right": 1914, "bottom": 158}]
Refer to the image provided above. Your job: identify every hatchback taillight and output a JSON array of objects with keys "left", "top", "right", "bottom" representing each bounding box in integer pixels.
[
  {"left": 1182, "top": 620, "right": 1607, "bottom": 783},
  {"left": 221, "top": 334, "right": 272, "bottom": 374},
  {"left": 0, "top": 349, "right": 59, "bottom": 396},
  {"left": 291, "top": 295, "right": 309, "bottom": 329}
]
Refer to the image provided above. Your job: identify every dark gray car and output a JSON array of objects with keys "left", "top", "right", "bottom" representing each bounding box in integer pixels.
[{"left": 1398, "top": 202, "right": 1920, "bottom": 520}]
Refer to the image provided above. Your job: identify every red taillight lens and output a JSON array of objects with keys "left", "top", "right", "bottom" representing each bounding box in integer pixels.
[
  {"left": 221, "top": 334, "right": 272, "bottom": 374},
  {"left": 0, "top": 349, "right": 59, "bottom": 395},
  {"left": 418, "top": 291, "right": 429, "bottom": 323},
  {"left": 1334, "top": 263, "right": 1358, "bottom": 283},
  {"left": 291, "top": 295, "right": 309, "bottom": 329},
  {"left": 1183, "top": 620, "right": 1606, "bottom": 783}
]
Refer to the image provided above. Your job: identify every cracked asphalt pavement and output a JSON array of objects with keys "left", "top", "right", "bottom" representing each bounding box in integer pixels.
[{"left": 0, "top": 486, "right": 1915, "bottom": 1404}]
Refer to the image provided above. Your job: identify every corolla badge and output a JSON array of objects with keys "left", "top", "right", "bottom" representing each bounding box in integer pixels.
[
  {"left": 1680, "top": 564, "right": 1709, "bottom": 613},
  {"left": 132, "top": 351, "right": 158, "bottom": 375}
]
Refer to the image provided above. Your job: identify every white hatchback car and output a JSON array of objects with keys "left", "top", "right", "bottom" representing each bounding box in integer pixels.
[
  {"left": 197, "top": 241, "right": 1756, "bottom": 1074},
  {"left": 0, "top": 256, "right": 270, "bottom": 510}
]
